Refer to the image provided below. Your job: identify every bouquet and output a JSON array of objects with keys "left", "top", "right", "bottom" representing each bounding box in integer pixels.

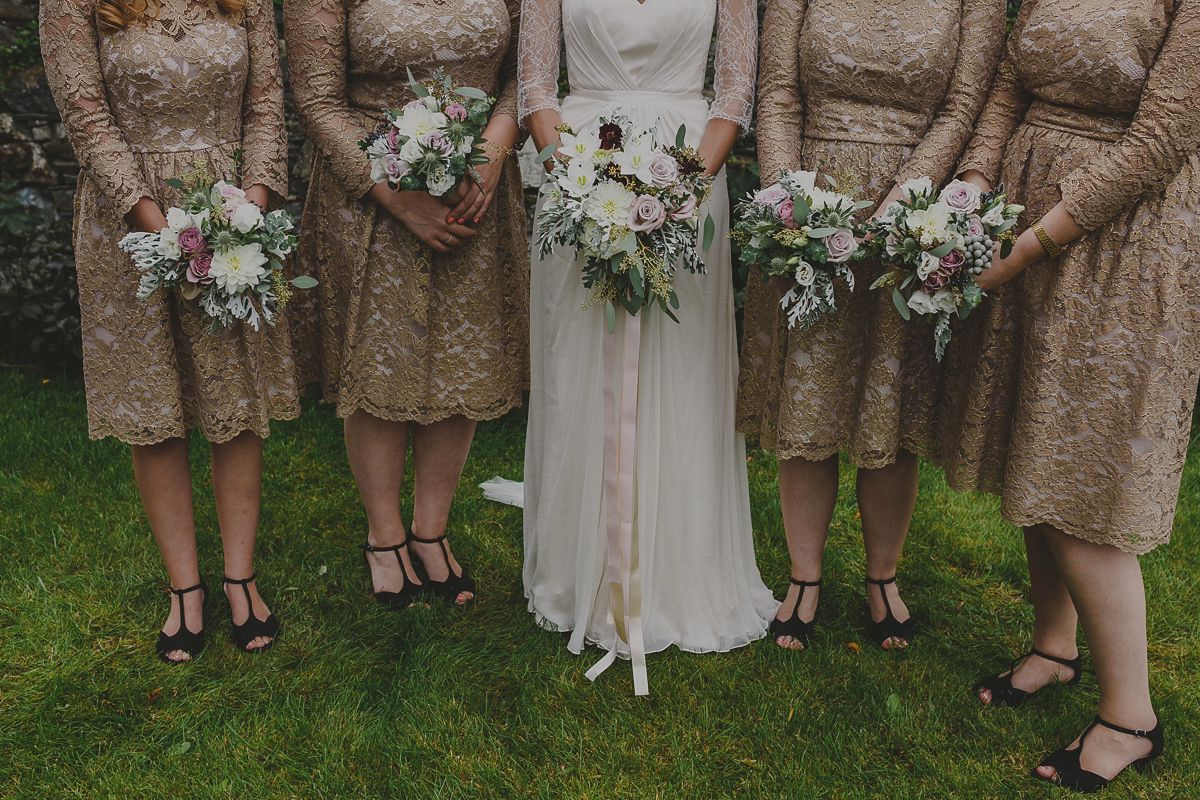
[
  {"left": 731, "top": 169, "right": 870, "bottom": 331},
  {"left": 534, "top": 116, "right": 716, "bottom": 331},
  {"left": 360, "top": 69, "right": 494, "bottom": 197},
  {"left": 865, "top": 177, "right": 1023, "bottom": 359},
  {"left": 119, "top": 155, "right": 313, "bottom": 333}
]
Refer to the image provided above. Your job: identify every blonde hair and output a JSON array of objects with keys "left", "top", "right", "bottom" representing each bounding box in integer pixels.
[{"left": 96, "top": 0, "right": 246, "bottom": 32}]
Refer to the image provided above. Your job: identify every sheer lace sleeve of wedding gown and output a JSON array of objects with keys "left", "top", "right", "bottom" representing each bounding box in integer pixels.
[{"left": 511, "top": 0, "right": 777, "bottom": 684}]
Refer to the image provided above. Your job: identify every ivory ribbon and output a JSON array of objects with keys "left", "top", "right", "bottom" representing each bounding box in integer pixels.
[{"left": 585, "top": 310, "right": 649, "bottom": 696}]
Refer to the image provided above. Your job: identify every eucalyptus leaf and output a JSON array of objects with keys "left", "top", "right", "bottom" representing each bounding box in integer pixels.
[
  {"left": 407, "top": 68, "right": 429, "bottom": 97},
  {"left": 793, "top": 196, "right": 810, "bottom": 226},
  {"left": 165, "top": 178, "right": 185, "bottom": 190},
  {"left": 893, "top": 287, "right": 912, "bottom": 320},
  {"left": 900, "top": 273, "right": 914, "bottom": 290},
  {"left": 453, "top": 87, "right": 489, "bottom": 100},
  {"left": 535, "top": 141, "right": 559, "bottom": 164},
  {"left": 290, "top": 275, "right": 318, "bottom": 289},
  {"left": 852, "top": 200, "right": 875, "bottom": 210},
  {"left": 675, "top": 125, "right": 687, "bottom": 150},
  {"left": 929, "top": 242, "right": 956, "bottom": 259},
  {"left": 605, "top": 300, "right": 616, "bottom": 334},
  {"left": 807, "top": 227, "right": 838, "bottom": 238},
  {"left": 702, "top": 214, "right": 715, "bottom": 252}
]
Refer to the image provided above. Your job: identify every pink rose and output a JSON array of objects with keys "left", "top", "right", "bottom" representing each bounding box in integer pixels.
[
  {"left": 381, "top": 153, "right": 412, "bottom": 181},
  {"left": 776, "top": 198, "right": 800, "bottom": 229},
  {"left": 753, "top": 183, "right": 789, "bottom": 208},
  {"left": 823, "top": 228, "right": 857, "bottom": 262},
  {"left": 627, "top": 194, "right": 667, "bottom": 232},
  {"left": 420, "top": 130, "right": 455, "bottom": 157},
  {"left": 444, "top": 103, "right": 468, "bottom": 121},
  {"left": 938, "top": 179, "right": 983, "bottom": 214},
  {"left": 186, "top": 252, "right": 213, "bottom": 284},
  {"left": 178, "top": 227, "right": 206, "bottom": 255},
  {"left": 668, "top": 193, "right": 698, "bottom": 221},
  {"left": 966, "top": 215, "right": 985, "bottom": 237},
  {"left": 646, "top": 154, "right": 681, "bottom": 188},
  {"left": 218, "top": 182, "right": 246, "bottom": 201},
  {"left": 939, "top": 247, "right": 967, "bottom": 273},
  {"left": 385, "top": 126, "right": 401, "bottom": 152},
  {"left": 923, "top": 249, "right": 964, "bottom": 291}
]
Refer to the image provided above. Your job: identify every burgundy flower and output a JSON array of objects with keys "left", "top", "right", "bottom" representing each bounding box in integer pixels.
[
  {"left": 178, "top": 227, "right": 207, "bottom": 255},
  {"left": 598, "top": 123, "right": 623, "bottom": 151}
]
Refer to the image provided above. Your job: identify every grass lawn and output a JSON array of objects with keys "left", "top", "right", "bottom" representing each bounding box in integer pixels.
[{"left": 0, "top": 366, "right": 1196, "bottom": 799}]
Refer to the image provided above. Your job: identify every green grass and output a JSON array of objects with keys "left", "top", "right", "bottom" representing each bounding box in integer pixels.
[{"left": 0, "top": 366, "right": 1197, "bottom": 799}]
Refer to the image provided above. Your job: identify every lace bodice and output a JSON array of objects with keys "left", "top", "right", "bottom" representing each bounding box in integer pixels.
[
  {"left": 756, "top": 0, "right": 1005, "bottom": 184},
  {"left": 40, "top": 0, "right": 288, "bottom": 217},
  {"left": 284, "top": 0, "right": 521, "bottom": 198},
  {"left": 516, "top": 0, "right": 758, "bottom": 132},
  {"left": 960, "top": 0, "right": 1200, "bottom": 230}
]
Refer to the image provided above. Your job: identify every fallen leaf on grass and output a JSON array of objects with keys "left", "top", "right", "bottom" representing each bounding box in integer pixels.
[{"left": 845, "top": 642, "right": 861, "bottom": 653}]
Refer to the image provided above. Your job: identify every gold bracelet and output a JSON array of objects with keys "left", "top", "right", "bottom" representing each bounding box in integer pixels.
[{"left": 1031, "top": 220, "right": 1064, "bottom": 258}]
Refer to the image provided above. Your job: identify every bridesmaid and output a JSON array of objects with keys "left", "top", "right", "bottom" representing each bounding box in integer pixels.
[
  {"left": 284, "top": 0, "right": 526, "bottom": 607},
  {"left": 40, "top": 0, "right": 294, "bottom": 660},
  {"left": 941, "top": 0, "right": 1199, "bottom": 789},
  {"left": 737, "top": 0, "right": 1005, "bottom": 650}
]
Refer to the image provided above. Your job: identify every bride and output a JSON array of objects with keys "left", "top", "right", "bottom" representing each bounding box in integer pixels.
[{"left": 517, "top": 0, "right": 776, "bottom": 692}]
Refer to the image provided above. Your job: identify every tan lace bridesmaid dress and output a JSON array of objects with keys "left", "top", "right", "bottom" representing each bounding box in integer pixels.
[
  {"left": 937, "top": 0, "right": 1200, "bottom": 553},
  {"left": 40, "top": 0, "right": 299, "bottom": 444},
  {"left": 737, "top": 0, "right": 1005, "bottom": 466},
  {"left": 284, "top": 0, "right": 528, "bottom": 423}
]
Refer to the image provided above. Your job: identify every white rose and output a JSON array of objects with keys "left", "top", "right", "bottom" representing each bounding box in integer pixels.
[
  {"left": 423, "top": 94, "right": 440, "bottom": 112},
  {"left": 899, "top": 176, "right": 934, "bottom": 200},
  {"left": 156, "top": 228, "right": 182, "bottom": 259},
  {"left": 428, "top": 167, "right": 456, "bottom": 196},
  {"left": 980, "top": 204, "right": 1006, "bottom": 227},
  {"left": 793, "top": 260, "right": 816, "bottom": 286},
  {"left": 230, "top": 202, "right": 263, "bottom": 234},
  {"left": 165, "top": 207, "right": 192, "bottom": 232},
  {"left": 908, "top": 288, "right": 957, "bottom": 316},
  {"left": 399, "top": 138, "right": 424, "bottom": 165}
]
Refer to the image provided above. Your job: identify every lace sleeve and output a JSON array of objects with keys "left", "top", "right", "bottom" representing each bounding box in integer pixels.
[
  {"left": 493, "top": 0, "right": 522, "bottom": 122},
  {"left": 1059, "top": 0, "right": 1200, "bottom": 230},
  {"left": 957, "top": 0, "right": 1039, "bottom": 183},
  {"left": 240, "top": 0, "right": 288, "bottom": 198},
  {"left": 709, "top": 0, "right": 758, "bottom": 132},
  {"left": 39, "top": 0, "right": 153, "bottom": 218},
  {"left": 894, "top": 0, "right": 1006, "bottom": 185},
  {"left": 755, "top": 0, "right": 805, "bottom": 182},
  {"left": 516, "top": 0, "right": 560, "bottom": 126},
  {"left": 283, "top": 0, "right": 374, "bottom": 197}
]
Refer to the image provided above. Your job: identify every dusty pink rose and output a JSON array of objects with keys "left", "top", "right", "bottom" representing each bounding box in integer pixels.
[
  {"left": 923, "top": 249, "right": 965, "bottom": 291},
  {"left": 754, "top": 184, "right": 789, "bottom": 208},
  {"left": 627, "top": 194, "right": 667, "bottom": 232},
  {"left": 420, "top": 130, "right": 455, "bottom": 157},
  {"left": 443, "top": 103, "right": 468, "bottom": 121},
  {"left": 646, "top": 154, "right": 681, "bottom": 189},
  {"left": 178, "top": 227, "right": 206, "bottom": 255},
  {"left": 668, "top": 193, "right": 698, "bottom": 221},
  {"left": 776, "top": 198, "right": 800, "bottom": 229},
  {"left": 186, "top": 252, "right": 213, "bottom": 284},
  {"left": 938, "top": 179, "right": 983, "bottom": 214},
  {"left": 824, "top": 228, "right": 857, "bottom": 262},
  {"left": 218, "top": 182, "right": 246, "bottom": 201},
  {"left": 965, "top": 215, "right": 985, "bottom": 237},
  {"left": 385, "top": 126, "right": 402, "bottom": 151},
  {"left": 381, "top": 153, "right": 411, "bottom": 181},
  {"left": 939, "top": 247, "right": 967, "bottom": 273}
]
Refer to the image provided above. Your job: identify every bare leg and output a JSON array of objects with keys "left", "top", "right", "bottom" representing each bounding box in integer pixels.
[
  {"left": 980, "top": 524, "right": 1080, "bottom": 704},
  {"left": 344, "top": 410, "right": 422, "bottom": 595},
  {"left": 1035, "top": 525, "right": 1156, "bottom": 783},
  {"left": 773, "top": 454, "right": 839, "bottom": 650},
  {"left": 210, "top": 431, "right": 274, "bottom": 652},
  {"left": 408, "top": 415, "right": 478, "bottom": 604},
  {"left": 857, "top": 450, "right": 918, "bottom": 649},
  {"left": 131, "top": 435, "right": 201, "bottom": 662}
]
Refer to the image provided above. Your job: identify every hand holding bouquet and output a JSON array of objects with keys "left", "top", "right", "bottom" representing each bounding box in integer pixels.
[
  {"left": 534, "top": 116, "right": 715, "bottom": 331},
  {"left": 865, "top": 177, "right": 1023, "bottom": 360},
  {"left": 732, "top": 169, "right": 870, "bottom": 331},
  {"left": 119, "top": 155, "right": 312, "bottom": 333},
  {"left": 360, "top": 69, "right": 495, "bottom": 197}
]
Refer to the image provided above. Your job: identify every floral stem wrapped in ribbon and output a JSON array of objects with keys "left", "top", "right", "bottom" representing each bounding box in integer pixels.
[
  {"left": 359, "top": 68, "right": 495, "bottom": 197},
  {"left": 865, "top": 177, "right": 1023, "bottom": 360},
  {"left": 731, "top": 169, "right": 870, "bottom": 331},
  {"left": 118, "top": 153, "right": 312, "bottom": 333},
  {"left": 534, "top": 116, "right": 716, "bottom": 332}
]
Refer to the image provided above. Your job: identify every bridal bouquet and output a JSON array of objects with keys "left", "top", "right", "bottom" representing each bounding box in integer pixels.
[
  {"left": 534, "top": 116, "right": 716, "bottom": 331},
  {"left": 119, "top": 157, "right": 313, "bottom": 333},
  {"left": 359, "top": 69, "right": 494, "bottom": 197},
  {"left": 865, "top": 177, "right": 1022, "bottom": 360},
  {"left": 731, "top": 169, "right": 870, "bottom": 331}
]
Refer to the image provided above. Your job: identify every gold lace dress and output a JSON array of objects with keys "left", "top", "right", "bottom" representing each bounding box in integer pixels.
[
  {"left": 40, "top": 0, "right": 299, "bottom": 445},
  {"left": 737, "top": 0, "right": 1005, "bottom": 467},
  {"left": 936, "top": 0, "right": 1200, "bottom": 553},
  {"left": 284, "top": 0, "right": 528, "bottom": 423}
]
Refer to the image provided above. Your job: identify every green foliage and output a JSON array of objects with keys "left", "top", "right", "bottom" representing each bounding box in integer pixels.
[
  {"left": 1, "top": 371, "right": 1197, "bottom": 798},
  {"left": 0, "top": 183, "right": 81, "bottom": 364},
  {"left": 0, "top": 20, "right": 40, "bottom": 77}
]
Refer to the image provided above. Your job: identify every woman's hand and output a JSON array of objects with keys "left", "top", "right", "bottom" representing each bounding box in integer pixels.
[
  {"left": 526, "top": 109, "right": 565, "bottom": 173},
  {"left": 697, "top": 118, "right": 740, "bottom": 177},
  {"left": 369, "top": 183, "right": 478, "bottom": 253},
  {"left": 871, "top": 184, "right": 905, "bottom": 220},
  {"left": 244, "top": 183, "right": 271, "bottom": 210},
  {"left": 125, "top": 196, "right": 168, "bottom": 233},
  {"left": 960, "top": 169, "right": 992, "bottom": 193},
  {"left": 975, "top": 201, "right": 1085, "bottom": 291},
  {"left": 441, "top": 113, "right": 519, "bottom": 225}
]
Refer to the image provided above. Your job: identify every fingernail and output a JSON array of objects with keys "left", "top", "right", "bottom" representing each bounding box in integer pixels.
[
  {"left": 458, "top": 218, "right": 465, "bottom": 224},
  {"left": 475, "top": 217, "right": 481, "bottom": 223},
  {"left": 447, "top": 217, "right": 454, "bottom": 223}
]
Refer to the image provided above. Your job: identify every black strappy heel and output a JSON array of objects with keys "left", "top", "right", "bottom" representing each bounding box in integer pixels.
[
  {"left": 409, "top": 531, "right": 475, "bottom": 604},
  {"left": 361, "top": 538, "right": 422, "bottom": 609},
  {"left": 156, "top": 578, "right": 208, "bottom": 663},
  {"left": 1034, "top": 715, "right": 1164, "bottom": 792},
  {"left": 865, "top": 575, "right": 915, "bottom": 649},
  {"left": 768, "top": 577, "right": 821, "bottom": 648},
  {"left": 975, "top": 646, "right": 1082, "bottom": 707},
  {"left": 223, "top": 571, "right": 279, "bottom": 653}
]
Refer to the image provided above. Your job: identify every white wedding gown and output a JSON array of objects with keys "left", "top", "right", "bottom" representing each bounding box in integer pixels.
[{"left": 517, "top": 0, "right": 776, "bottom": 671}]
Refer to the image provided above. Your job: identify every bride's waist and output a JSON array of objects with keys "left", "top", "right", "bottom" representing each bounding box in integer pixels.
[{"left": 565, "top": 88, "right": 708, "bottom": 109}]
